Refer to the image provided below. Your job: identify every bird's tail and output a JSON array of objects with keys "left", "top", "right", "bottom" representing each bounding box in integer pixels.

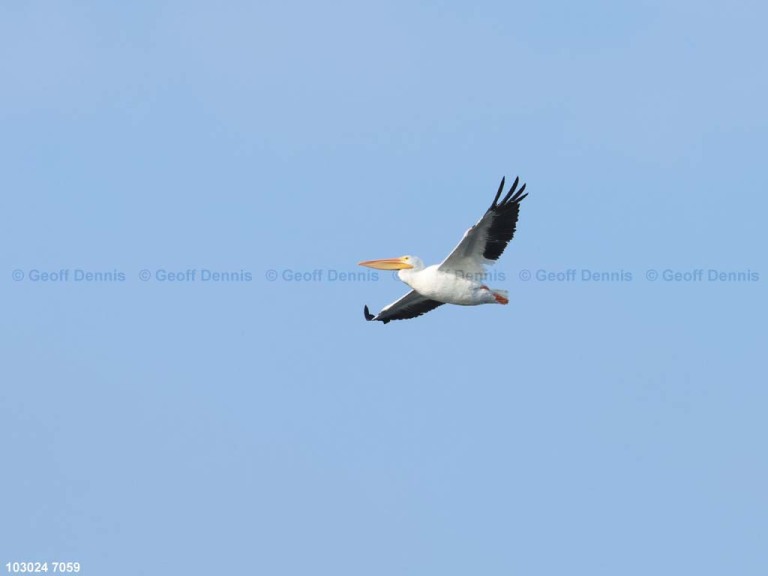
[{"left": 492, "top": 289, "right": 509, "bottom": 305}]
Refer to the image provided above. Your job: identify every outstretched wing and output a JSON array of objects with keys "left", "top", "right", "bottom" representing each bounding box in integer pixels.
[
  {"left": 363, "top": 290, "right": 444, "bottom": 324},
  {"left": 439, "top": 176, "right": 528, "bottom": 275}
]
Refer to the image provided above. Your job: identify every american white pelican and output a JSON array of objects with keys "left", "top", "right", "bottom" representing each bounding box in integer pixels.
[{"left": 359, "top": 176, "right": 528, "bottom": 323}]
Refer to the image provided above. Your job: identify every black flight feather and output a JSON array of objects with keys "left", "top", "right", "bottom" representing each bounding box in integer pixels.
[{"left": 483, "top": 177, "right": 528, "bottom": 262}]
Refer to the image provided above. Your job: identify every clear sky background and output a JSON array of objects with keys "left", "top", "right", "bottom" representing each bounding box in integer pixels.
[{"left": 2, "top": 1, "right": 766, "bottom": 574}]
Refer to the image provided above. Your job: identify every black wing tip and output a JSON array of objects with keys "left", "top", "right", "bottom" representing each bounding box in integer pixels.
[
  {"left": 481, "top": 175, "right": 529, "bottom": 261},
  {"left": 495, "top": 176, "right": 527, "bottom": 209},
  {"left": 363, "top": 305, "right": 390, "bottom": 323},
  {"left": 490, "top": 176, "right": 506, "bottom": 209}
]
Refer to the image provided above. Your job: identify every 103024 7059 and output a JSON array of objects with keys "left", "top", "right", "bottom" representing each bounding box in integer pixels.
[{"left": 4, "top": 562, "right": 80, "bottom": 574}]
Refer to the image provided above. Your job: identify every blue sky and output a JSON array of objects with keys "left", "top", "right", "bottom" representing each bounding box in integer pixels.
[{"left": 2, "top": 1, "right": 766, "bottom": 574}]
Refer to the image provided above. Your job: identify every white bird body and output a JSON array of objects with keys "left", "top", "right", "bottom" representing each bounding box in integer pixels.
[
  {"left": 396, "top": 261, "right": 504, "bottom": 306},
  {"left": 360, "top": 175, "right": 528, "bottom": 324}
]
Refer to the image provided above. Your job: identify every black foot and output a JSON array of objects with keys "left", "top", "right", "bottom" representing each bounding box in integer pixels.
[{"left": 363, "top": 305, "right": 375, "bottom": 321}]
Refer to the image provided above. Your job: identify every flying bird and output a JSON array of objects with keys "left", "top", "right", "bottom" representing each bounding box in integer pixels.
[{"left": 359, "top": 175, "right": 528, "bottom": 323}]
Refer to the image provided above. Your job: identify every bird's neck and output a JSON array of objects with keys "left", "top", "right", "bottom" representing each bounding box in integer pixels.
[{"left": 398, "top": 267, "right": 420, "bottom": 287}]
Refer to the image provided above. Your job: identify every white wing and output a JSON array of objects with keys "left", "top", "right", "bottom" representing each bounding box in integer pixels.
[{"left": 439, "top": 176, "right": 528, "bottom": 275}]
